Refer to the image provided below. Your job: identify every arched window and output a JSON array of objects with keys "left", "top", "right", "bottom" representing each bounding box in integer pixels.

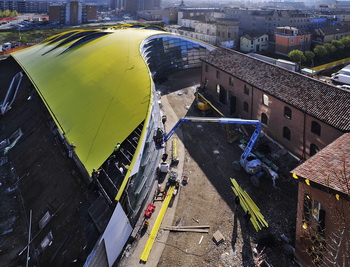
[
  {"left": 310, "top": 143, "right": 320, "bottom": 156},
  {"left": 261, "top": 113, "right": 268, "bottom": 125},
  {"left": 283, "top": 126, "right": 291, "bottom": 140},
  {"left": 311, "top": 121, "right": 321, "bottom": 136},
  {"left": 243, "top": 102, "right": 249, "bottom": 112},
  {"left": 284, "top": 106, "right": 292, "bottom": 120}
]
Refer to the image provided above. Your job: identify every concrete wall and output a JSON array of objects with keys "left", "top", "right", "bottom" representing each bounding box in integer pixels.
[
  {"left": 201, "top": 62, "right": 343, "bottom": 159},
  {"left": 240, "top": 34, "right": 269, "bottom": 53}
]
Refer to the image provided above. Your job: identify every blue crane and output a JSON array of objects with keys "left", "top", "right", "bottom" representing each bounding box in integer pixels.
[{"left": 155, "top": 116, "right": 265, "bottom": 182}]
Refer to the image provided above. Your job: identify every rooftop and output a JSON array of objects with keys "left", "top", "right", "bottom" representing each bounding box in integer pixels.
[
  {"left": 12, "top": 28, "right": 168, "bottom": 174},
  {"left": 202, "top": 48, "right": 350, "bottom": 131},
  {"left": 312, "top": 25, "right": 350, "bottom": 36},
  {"left": 292, "top": 133, "right": 350, "bottom": 195},
  {"left": 242, "top": 30, "right": 267, "bottom": 40}
]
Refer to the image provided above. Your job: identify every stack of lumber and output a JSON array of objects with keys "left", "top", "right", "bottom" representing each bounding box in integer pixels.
[
  {"left": 163, "top": 225, "right": 209, "bottom": 233},
  {"left": 230, "top": 178, "right": 268, "bottom": 232}
]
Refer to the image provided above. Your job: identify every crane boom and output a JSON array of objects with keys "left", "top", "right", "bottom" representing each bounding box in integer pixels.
[{"left": 162, "top": 116, "right": 261, "bottom": 162}]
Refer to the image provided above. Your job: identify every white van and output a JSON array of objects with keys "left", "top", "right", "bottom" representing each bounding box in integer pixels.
[{"left": 2, "top": 42, "right": 11, "bottom": 51}]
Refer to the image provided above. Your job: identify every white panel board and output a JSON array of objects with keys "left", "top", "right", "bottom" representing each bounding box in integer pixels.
[{"left": 100, "top": 203, "right": 133, "bottom": 267}]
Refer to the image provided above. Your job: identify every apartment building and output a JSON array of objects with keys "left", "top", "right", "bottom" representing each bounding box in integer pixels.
[
  {"left": 275, "top": 26, "right": 311, "bottom": 55},
  {"left": 200, "top": 48, "right": 350, "bottom": 160},
  {"left": 225, "top": 8, "right": 312, "bottom": 36},
  {"left": 49, "top": 1, "right": 97, "bottom": 25}
]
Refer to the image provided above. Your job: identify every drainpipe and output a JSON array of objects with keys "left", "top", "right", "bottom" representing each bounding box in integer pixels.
[
  {"left": 302, "top": 112, "right": 306, "bottom": 160},
  {"left": 250, "top": 86, "right": 254, "bottom": 120}
]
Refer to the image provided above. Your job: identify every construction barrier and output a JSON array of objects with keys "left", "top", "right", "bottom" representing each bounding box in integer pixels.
[
  {"left": 172, "top": 138, "right": 178, "bottom": 162},
  {"left": 311, "top": 57, "right": 350, "bottom": 73},
  {"left": 230, "top": 178, "right": 268, "bottom": 232},
  {"left": 140, "top": 186, "right": 175, "bottom": 262}
]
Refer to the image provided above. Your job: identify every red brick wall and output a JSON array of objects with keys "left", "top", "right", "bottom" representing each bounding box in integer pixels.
[
  {"left": 70, "top": 1, "right": 79, "bottom": 25},
  {"left": 295, "top": 182, "right": 350, "bottom": 266},
  {"left": 49, "top": 6, "right": 61, "bottom": 22},
  {"left": 86, "top": 5, "right": 97, "bottom": 21},
  {"left": 201, "top": 62, "right": 343, "bottom": 159}
]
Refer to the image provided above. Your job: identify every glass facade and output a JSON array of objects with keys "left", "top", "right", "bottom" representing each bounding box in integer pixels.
[
  {"left": 142, "top": 36, "right": 211, "bottom": 82},
  {"left": 121, "top": 91, "right": 163, "bottom": 226}
]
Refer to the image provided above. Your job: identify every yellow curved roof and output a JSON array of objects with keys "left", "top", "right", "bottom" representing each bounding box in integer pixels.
[{"left": 12, "top": 28, "right": 167, "bottom": 175}]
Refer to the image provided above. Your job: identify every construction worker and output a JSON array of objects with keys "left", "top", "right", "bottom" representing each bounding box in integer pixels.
[
  {"left": 154, "top": 128, "right": 164, "bottom": 148},
  {"left": 114, "top": 142, "right": 121, "bottom": 153},
  {"left": 68, "top": 142, "right": 76, "bottom": 158},
  {"left": 92, "top": 168, "right": 101, "bottom": 179}
]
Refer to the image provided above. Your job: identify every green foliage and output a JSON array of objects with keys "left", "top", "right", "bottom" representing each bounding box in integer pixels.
[
  {"left": 0, "top": 9, "right": 18, "bottom": 18},
  {"left": 331, "top": 40, "right": 345, "bottom": 50},
  {"left": 304, "top": 51, "right": 315, "bottom": 62},
  {"left": 340, "top": 36, "right": 350, "bottom": 48},
  {"left": 324, "top": 43, "right": 336, "bottom": 54},
  {"left": 314, "top": 45, "right": 328, "bottom": 58},
  {"left": 3, "top": 9, "right": 10, "bottom": 17},
  {"left": 288, "top": 49, "right": 306, "bottom": 63},
  {"left": 10, "top": 10, "right": 19, "bottom": 17}
]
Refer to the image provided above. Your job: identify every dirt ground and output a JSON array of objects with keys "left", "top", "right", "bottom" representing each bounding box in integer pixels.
[{"left": 154, "top": 68, "right": 299, "bottom": 267}]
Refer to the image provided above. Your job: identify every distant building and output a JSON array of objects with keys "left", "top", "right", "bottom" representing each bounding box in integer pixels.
[
  {"left": 162, "top": 7, "right": 179, "bottom": 24},
  {"left": 177, "top": 8, "right": 223, "bottom": 26},
  {"left": 240, "top": 30, "right": 269, "bottom": 53},
  {"left": 292, "top": 133, "right": 350, "bottom": 267},
  {"left": 216, "top": 19, "right": 239, "bottom": 48},
  {"left": 0, "top": 0, "right": 59, "bottom": 13},
  {"left": 275, "top": 26, "right": 311, "bottom": 55},
  {"left": 138, "top": 9, "right": 162, "bottom": 20},
  {"left": 266, "top": 1, "right": 306, "bottom": 9},
  {"left": 124, "top": 0, "right": 161, "bottom": 16},
  {"left": 312, "top": 25, "right": 350, "bottom": 44},
  {"left": 49, "top": 1, "right": 97, "bottom": 25},
  {"left": 225, "top": 9, "right": 312, "bottom": 36},
  {"left": 200, "top": 48, "right": 350, "bottom": 159}
]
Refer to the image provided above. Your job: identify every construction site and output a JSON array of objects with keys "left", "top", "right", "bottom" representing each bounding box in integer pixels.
[
  {"left": 1, "top": 24, "right": 350, "bottom": 266},
  {"left": 119, "top": 67, "right": 300, "bottom": 267}
]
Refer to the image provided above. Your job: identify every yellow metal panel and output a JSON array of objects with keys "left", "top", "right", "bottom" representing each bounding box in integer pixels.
[
  {"left": 140, "top": 186, "right": 175, "bottom": 262},
  {"left": 12, "top": 28, "right": 164, "bottom": 174}
]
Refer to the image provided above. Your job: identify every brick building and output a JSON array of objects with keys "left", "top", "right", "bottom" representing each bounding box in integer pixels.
[
  {"left": 292, "top": 133, "right": 350, "bottom": 266},
  {"left": 49, "top": 1, "right": 97, "bottom": 25},
  {"left": 275, "top": 26, "right": 311, "bottom": 55},
  {"left": 200, "top": 48, "right": 350, "bottom": 160}
]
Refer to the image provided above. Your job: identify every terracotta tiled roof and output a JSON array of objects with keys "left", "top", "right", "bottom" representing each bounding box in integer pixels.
[
  {"left": 242, "top": 30, "right": 266, "bottom": 40},
  {"left": 312, "top": 26, "right": 350, "bottom": 37},
  {"left": 202, "top": 48, "right": 350, "bottom": 131},
  {"left": 292, "top": 133, "right": 350, "bottom": 194}
]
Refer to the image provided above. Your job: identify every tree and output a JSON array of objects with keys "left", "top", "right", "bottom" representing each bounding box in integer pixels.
[
  {"left": 288, "top": 49, "right": 306, "bottom": 63},
  {"left": 314, "top": 45, "right": 328, "bottom": 59},
  {"left": 10, "top": 10, "right": 19, "bottom": 17},
  {"left": 304, "top": 51, "right": 315, "bottom": 64},
  {"left": 3, "top": 9, "right": 10, "bottom": 17},
  {"left": 331, "top": 40, "right": 345, "bottom": 51},
  {"left": 324, "top": 43, "right": 337, "bottom": 55},
  {"left": 340, "top": 36, "right": 350, "bottom": 48}
]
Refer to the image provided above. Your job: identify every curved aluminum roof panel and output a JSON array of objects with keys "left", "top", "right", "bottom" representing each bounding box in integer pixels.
[{"left": 12, "top": 28, "right": 166, "bottom": 175}]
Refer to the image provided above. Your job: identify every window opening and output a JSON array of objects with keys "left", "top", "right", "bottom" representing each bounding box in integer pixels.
[{"left": 283, "top": 126, "right": 291, "bottom": 140}]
